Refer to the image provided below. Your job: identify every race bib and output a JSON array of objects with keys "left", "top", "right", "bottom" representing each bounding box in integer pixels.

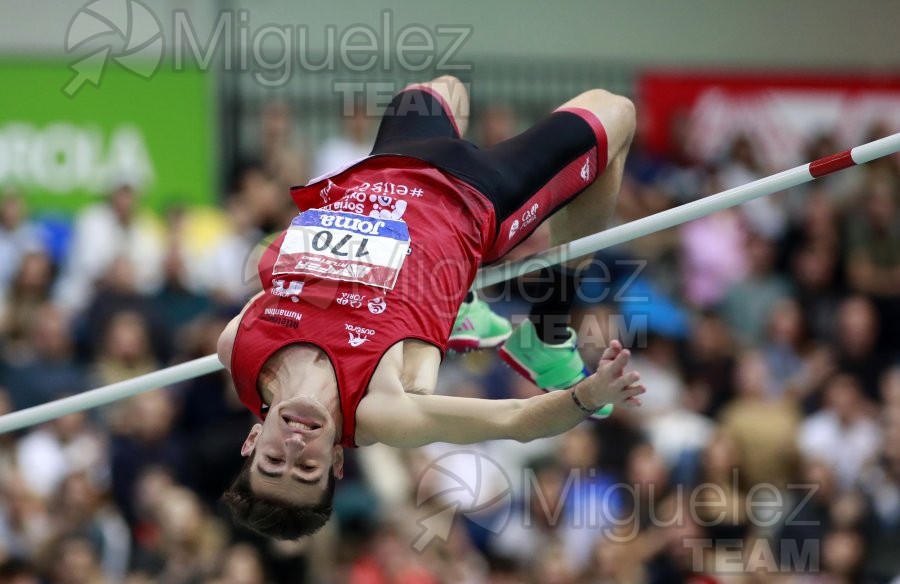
[{"left": 273, "top": 210, "right": 410, "bottom": 290}]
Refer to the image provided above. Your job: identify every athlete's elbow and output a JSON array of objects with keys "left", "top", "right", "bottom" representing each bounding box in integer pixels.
[
  {"left": 507, "top": 403, "right": 542, "bottom": 443},
  {"left": 511, "top": 425, "right": 545, "bottom": 444}
]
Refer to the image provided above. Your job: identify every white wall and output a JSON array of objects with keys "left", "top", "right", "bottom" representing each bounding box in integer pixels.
[{"left": 1, "top": 0, "right": 898, "bottom": 69}]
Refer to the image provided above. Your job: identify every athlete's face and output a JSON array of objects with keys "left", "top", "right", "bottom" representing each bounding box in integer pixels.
[{"left": 241, "top": 398, "right": 344, "bottom": 504}]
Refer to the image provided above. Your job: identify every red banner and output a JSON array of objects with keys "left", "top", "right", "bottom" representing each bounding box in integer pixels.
[{"left": 638, "top": 71, "right": 900, "bottom": 165}]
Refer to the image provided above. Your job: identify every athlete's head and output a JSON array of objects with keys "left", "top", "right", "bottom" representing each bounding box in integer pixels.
[{"left": 223, "top": 398, "right": 344, "bottom": 539}]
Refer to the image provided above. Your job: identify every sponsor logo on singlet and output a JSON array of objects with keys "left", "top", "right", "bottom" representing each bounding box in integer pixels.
[
  {"left": 319, "top": 213, "right": 387, "bottom": 235},
  {"left": 261, "top": 307, "right": 303, "bottom": 328},
  {"left": 320, "top": 180, "right": 335, "bottom": 203},
  {"left": 336, "top": 292, "right": 365, "bottom": 308},
  {"left": 345, "top": 323, "right": 375, "bottom": 347},
  {"left": 367, "top": 297, "right": 387, "bottom": 314},
  {"left": 368, "top": 195, "right": 408, "bottom": 220},
  {"left": 274, "top": 209, "right": 411, "bottom": 290},
  {"left": 271, "top": 279, "right": 304, "bottom": 302}
]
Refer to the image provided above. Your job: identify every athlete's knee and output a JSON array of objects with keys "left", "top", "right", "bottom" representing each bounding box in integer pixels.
[
  {"left": 405, "top": 75, "right": 465, "bottom": 98},
  {"left": 431, "top": 74, "right": 464, "bottom": 88},
  {"left": 573, "top": 89, "right": 635, "bottom": 153}
]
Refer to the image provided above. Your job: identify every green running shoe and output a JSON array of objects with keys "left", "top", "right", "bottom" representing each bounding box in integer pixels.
[
  {"left": 448, "top": 296, "right": 513, "bottom": 352},
  {"left": 498, "top": 319, "right": 613, "bottom": 419}
]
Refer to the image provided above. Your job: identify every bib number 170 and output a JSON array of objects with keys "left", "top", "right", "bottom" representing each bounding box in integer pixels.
[
  {"left": 273, "top": 210, "right": 411, "bottom": 290},
  {"left": 310, "top": 230, "right": 370, "bottom": 258}
]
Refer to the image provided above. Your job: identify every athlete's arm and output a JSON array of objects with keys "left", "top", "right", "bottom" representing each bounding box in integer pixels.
[{"left": 356, "top": 342, "right": 644, "bottom": 447}]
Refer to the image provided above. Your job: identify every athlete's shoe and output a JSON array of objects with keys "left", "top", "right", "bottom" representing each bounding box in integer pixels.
[
  {"left": 498, "top": 319, "right": 613, "bottom": 419},
  {"left": 448, "top": 296, "right": 513, "bottom": 352}
]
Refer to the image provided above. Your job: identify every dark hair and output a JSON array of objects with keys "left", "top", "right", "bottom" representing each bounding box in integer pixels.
[
  {"left": 0, "top": 558, "right": 38, "bottom": 580},
  {"left": 222, "top": 454, "right": 336, "bottom": 540}
]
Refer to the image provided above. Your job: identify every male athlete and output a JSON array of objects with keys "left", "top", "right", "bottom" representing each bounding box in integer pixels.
[{"left": 216, "top": 76, "right": 644, "bottom": 539}]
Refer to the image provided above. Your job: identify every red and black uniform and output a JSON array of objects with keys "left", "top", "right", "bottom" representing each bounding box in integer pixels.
[{"left": 230, "top": 87, "right": 608, "bottom": 447}]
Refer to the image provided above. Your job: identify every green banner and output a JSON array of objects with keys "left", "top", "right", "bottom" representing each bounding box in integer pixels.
[{"left": 0, "top": 58, "right": 216, "bottom": 213}]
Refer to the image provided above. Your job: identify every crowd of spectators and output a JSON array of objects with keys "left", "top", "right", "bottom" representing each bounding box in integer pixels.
[{"left": 0, "top": 93, "right": 898, "bottom": 584}]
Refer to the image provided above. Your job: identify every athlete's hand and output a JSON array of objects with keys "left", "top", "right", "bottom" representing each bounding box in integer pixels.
[{"left": 573, "top": 340, "right": 645, "bottom": 410}]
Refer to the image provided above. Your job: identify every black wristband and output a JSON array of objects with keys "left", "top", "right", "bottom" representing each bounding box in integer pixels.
[{"left": 570, "top": 388, "right": 598, "bottom": 416}]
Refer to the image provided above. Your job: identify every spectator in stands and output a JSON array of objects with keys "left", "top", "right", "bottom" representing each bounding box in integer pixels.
[
  {"left": 260, "top": 101, "right": 310, "bottom": 189},
  {"left": 201, "top": 194, "right": 264, "bottom": 308},
  {"left": 490, "top": 457, "right": 594, "bottom": 574},
  {"left": 311, "top": 106, "right": 372, "bottom": 179},
  {"left": 845, "top": 173, "right": 900, "bottom": 348},
  {"left": 55, "top": 182, "right": 165, "bottom": 314},
  {"left": 48, "top": 473, "right": 130, "bottom": 583},
  {"left": 2, "top": 303, "right": 86, "bottom": 410},
  {"left": 0, "top": 390, "right": 16, "bottom": 478},
  {"left": 14, "top": 411, "right": 106, "bottom": 500},
  {"left": 109, "top": 391, "right": 187, "bottom": 527},
  {"left": 629, "top": 335, "right": 715, "bottom": 472},
  {"left": 833, "top": 295, "right": 889, "bottom": 401},
  {"left": 774, "top": 459, "right": 835, "bottom": 570},
  {"left": 144, "top": 487, "right": 226, "bottom": 582},
  {"left": 761, "top": 297, "right": 834, "bottom": 400},
  {"left": 859, "top": 374, "right": 900, "bottom": 580},
  {"left": 682, "top": 310, "right": 737, "bottom": 417},
  {"left": 784, "top": 185, "right": 843, "bottom": 261},
  {"left": 151, "top": 229, "right": 213, "bottom": 349},
  {"left": 820, "top": 528, "right": 866, "bottom": 584},
  {"left": 720, "top": 133, "right": 788, "bottom": 240},
  {"left": 92, "top": 311, "right": 159, "bottom": 389},
  {"left": 79, "top": 257, "right": 166, "bottom": 365},
  {"left": 657, "top": 110, "right": 706, "bottom": 204},
  {"left": 0, "top": 251, "right": 55, "bottom": 360},
  {"left": 230, "top": 163, "right": 292, "bottom": 234},
  {"left": 208, "top": 543, "right": 268, "bottom": 584},
  {"left": 790, "top": 241, "right": 844, "bottom": 343},
  {"left": 0, "top": 558, "right": 40, "bottom": 584},
  {"left": 719, "top": 232, "right": 792, "bottom": 346},
  {"left": 718, "top": 351, "right": 800, "bottom": 490},
  {"left": 799, "top": 374, "right": 881, "bottom": 492},
  {"left": 42, "top": 534, "right": 107, "bottom": 584},
  {"left": 679, "top": 171, "right": 748, "bottom": 308},
  {"left": 155, "top": 206, "right": 218, "bottom": 293},
  {"left": 0, "top": 472, "right": 52, "bottom": 561},
  {"left": 620, "top": 442, "right": 671, "bottom": 534},
  {"left": 0, "top": 190, "right": 44, "bottom": 293},
  {"left": 692, "top": 433, "right": 749, "bottom": 542}
]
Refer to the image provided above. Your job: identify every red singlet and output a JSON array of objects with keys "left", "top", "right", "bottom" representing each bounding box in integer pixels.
[{"left": 230, "top": 156, "right": 495, "bottom": 447}]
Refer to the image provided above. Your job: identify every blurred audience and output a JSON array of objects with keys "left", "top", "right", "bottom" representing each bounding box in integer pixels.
[
  {"left": 477, "top": 104, "right": 518, "bottom": 148},
  {"left": 0, "top": 191, "right": 44, "bottom": 292},
  {"left": 0, "top": 100, "right": 897, "bottom": 583},
  {"left": 798, "top": 374, "right": 881, "bottom": 492},
  {"left": 54, "top": 182, "right": 165, "bottom": 314},
  {"left": 0, "top": 251, "right": 56, "bottom": 359},
  {"left": 2, "top": 303, "right": 87, "bottom": 410},
  {"left": 312, "top": 106, "right": 372, "bottom": 179},
  {"left": 259, "top": 101, "right": 310, "bottom": 189}
]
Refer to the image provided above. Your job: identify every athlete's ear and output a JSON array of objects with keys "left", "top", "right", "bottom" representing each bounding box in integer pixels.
[
  {"left": 241, "top": 423, "right": 263, "bottom": 457},
  {"left": 332, "top": 445, "right": 345, "bottom": 480}
]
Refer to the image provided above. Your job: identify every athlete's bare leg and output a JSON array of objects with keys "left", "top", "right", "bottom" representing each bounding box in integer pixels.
[
  {"left": 548, "top": 90, "right": 635, "bottom": 268},
  {"left": 406, "top": 75, "right": 470, "bottom": 138}
]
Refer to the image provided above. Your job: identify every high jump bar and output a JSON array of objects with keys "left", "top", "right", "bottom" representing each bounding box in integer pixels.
[{"left": 0, "top": 132, "right": 898, "bottom": 434}]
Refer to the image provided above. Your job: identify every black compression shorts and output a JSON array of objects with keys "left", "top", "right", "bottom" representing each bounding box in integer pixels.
[{"left": 370, "top": 86, "right": 609, "bottom": 262}]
